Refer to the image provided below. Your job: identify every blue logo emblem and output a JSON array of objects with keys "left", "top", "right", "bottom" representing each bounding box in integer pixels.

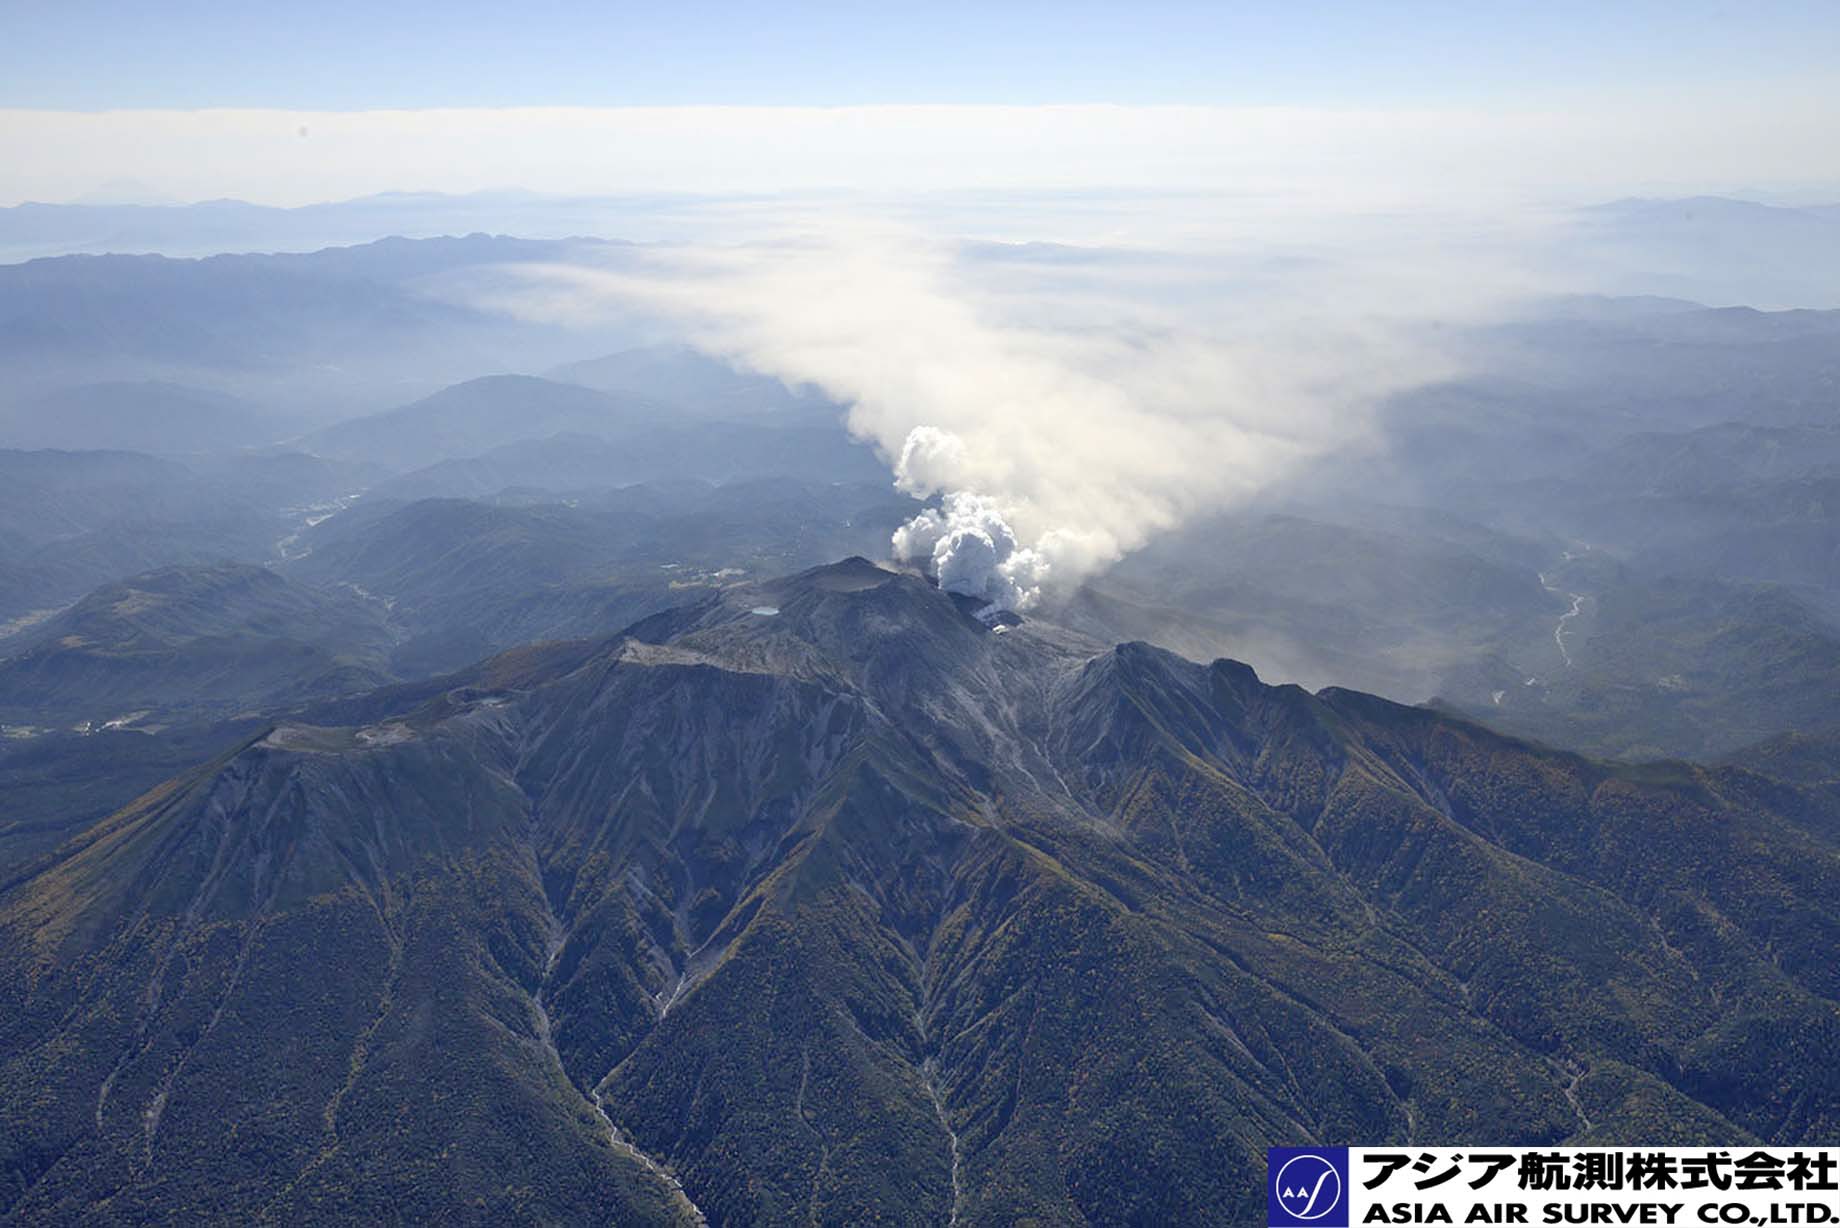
[{"left": 1268, "top": 1148, "right": 1349, "bottom": 1227}]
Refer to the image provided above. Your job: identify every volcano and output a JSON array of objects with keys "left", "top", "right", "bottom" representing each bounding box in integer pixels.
[{"left": 3, "top": 558, "right": 1837, "bottom": 1225}]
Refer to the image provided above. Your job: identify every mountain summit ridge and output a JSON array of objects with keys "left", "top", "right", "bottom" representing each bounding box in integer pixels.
[{"left": 3, "top": 557, "right": 1837, "bottom": 1224}]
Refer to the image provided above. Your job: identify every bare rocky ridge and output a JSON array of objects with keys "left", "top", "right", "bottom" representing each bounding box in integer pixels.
[{"left": 2, "top": 558, "right": 1837, "bottom": 1224}]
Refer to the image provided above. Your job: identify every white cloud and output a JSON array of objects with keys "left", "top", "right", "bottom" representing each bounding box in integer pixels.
[{"left": 0, "top": 96, "right": 1835, "bottom": 208}]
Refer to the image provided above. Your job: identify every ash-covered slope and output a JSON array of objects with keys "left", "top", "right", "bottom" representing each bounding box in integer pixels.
[{"left": 4, "top": 559, "right": 1839, "bottom": 1225}]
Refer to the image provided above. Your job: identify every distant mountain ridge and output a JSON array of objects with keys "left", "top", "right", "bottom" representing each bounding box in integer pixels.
[
  {"left": 0, "top": 193, "right": 642, "bottom": 260},
  {"left": 297, "top": 375, "right": 652, "bottom": 470},
  {"left": 0, "top": 381, "right": 284, "bottom": 454},
  {"left": 0, "top": 562, "right": 394, "bottom": 727},
  {"left": 548, "top": 344, "right": 839, "bottom": 424},
  {"left": 0, "top": 235, "right": 627, "bottom": 418}
]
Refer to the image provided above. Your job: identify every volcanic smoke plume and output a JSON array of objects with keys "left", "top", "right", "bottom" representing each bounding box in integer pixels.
[
  {"left": 891, "top": 488, "right": 1047, "bottom": 613},
  {"left": 499, "top": 223, "right": 1496, "bottom": 610}
]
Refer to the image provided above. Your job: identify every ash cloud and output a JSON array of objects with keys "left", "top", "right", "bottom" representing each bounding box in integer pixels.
[{"left": 493, "top": 217, "right": 1523, "bottom": 610}]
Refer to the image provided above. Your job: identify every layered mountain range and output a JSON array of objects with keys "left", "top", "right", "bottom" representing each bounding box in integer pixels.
[
  {"left": 4, "top": 558, "right": 1836, "bottom": 1225},
  {"left": 4, "top": 230, "right": 1840, "bottom": 1225}
]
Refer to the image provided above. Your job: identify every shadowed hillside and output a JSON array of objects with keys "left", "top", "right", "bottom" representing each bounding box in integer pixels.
[{"left": 4, "top": 560, "right": 1835, "bottom": 1224}]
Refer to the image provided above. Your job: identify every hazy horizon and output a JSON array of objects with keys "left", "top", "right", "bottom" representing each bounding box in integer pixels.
[{"left": 5, "top": 2, "right": 1839, "bottom": 208}]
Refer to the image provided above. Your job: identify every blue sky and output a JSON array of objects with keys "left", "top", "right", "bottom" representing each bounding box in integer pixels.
[
  {"left": 4, "top": 0, "right": 1837, "bottom": 110},
  {"left": 1, "top": 2, "right": 1835, "bottom": 207}
]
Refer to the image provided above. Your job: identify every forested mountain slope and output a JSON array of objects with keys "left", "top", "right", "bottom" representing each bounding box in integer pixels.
[{"left": 3, "top": 560, "right": 1835, "bottom": 1225}]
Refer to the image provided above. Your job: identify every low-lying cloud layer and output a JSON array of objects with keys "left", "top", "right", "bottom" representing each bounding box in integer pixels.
[
  {"left": 497, "top": 221, "right": 1515, "bottom": 610},
  {"left": 7, "top": 98, "right": 1836, "bottom": 208}
]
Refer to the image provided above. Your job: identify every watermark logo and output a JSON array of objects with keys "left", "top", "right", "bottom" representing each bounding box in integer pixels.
[{"left": 1269, "top": 1147, "right": 1349, "bottom": 1227}]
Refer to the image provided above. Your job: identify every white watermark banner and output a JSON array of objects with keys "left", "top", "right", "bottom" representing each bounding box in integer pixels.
[{"left": 1267, "top": 1147, "right": 1840, "bottom": 1226}]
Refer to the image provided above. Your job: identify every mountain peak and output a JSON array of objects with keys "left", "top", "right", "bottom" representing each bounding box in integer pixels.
[
  {"left": 785, "top": 555, "right": 900, "bottom": 593},
  {"left": 9, "top": 547, "right": 1840, "bottom": 1224}
]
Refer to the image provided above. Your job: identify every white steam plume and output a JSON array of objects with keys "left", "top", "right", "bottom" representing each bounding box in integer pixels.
[
  {"left": 492, "top": 221, "right": 1513, "bottom": 611},
  {"left": 891, "top": 489, "right": 1048, "bottom": 613}
]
